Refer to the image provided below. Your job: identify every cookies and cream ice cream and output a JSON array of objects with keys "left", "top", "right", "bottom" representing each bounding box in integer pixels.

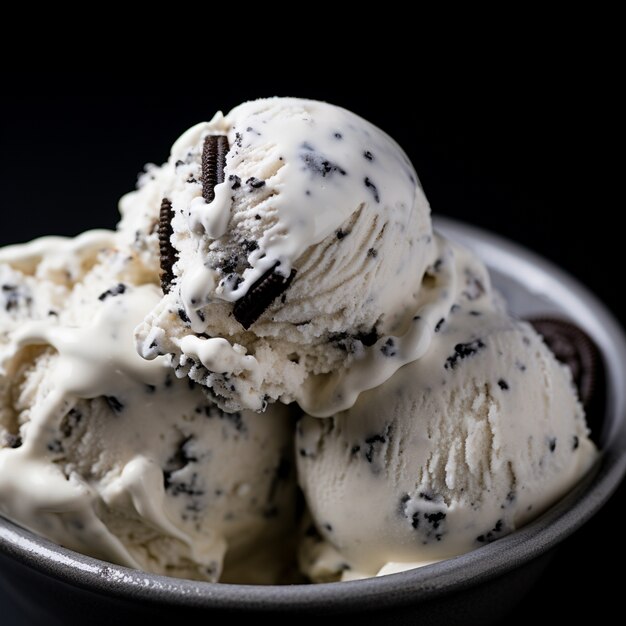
[
  {"left": 0, "top": 97, "right": 598, "bottom": 584},
  {"left": 129, "top": 98, "right": 437, "bottom": 415},
  {"left": 0, "top": 235, "right": 296, "bottom": 583},
  {"left": 296, "top": 245, "right": 597, "bottom": 581}
]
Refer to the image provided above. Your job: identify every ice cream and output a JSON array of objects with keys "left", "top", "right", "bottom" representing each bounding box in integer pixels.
[
  {"left": 0, "top": 235, "right": 296, "bottom": 583},
  {"left": 129, "top": 98, "right": 439, "bottom": 415},
  {"left": 0, "top": 97, "right": 599, "bottom": 585},
  {"left": 296, "top": 245, "right": 597, "bottom": 581}
]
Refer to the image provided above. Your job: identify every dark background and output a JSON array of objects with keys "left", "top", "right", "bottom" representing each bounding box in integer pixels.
[{"left": 0, "top": 74, "right": 621, "bottom": 623}]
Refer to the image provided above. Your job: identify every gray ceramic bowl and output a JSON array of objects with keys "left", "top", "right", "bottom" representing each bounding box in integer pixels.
[{"left": 1, "top": 217, "right": 625, "bottom": 626}]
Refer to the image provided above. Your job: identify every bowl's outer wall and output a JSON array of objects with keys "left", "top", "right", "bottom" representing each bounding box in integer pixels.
[
  {"left": 1, "top": 218, "right": 625, "bottom": 626},
  {"left": 0, "top": 548, "right": 554, "bottom": 626}
]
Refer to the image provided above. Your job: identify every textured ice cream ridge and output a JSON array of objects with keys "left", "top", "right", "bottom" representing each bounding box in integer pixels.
[
  {"left": 296, "top": 261, "right": 598, "bottom": 581},
  {"left": 128, "top": 98, "right": 439, "bottom": 415},
  {"left": 0, "top": 237, "right": 296, "bottom": 583}
]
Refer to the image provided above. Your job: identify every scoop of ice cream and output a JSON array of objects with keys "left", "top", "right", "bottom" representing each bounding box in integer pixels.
[
  {"left": 296, "top": 280, "right": 597, "bottom": 581},
  {"left": 127, "top": 98, "right": 437, "bottom": 415},
  {"left": 0, "top": 237, "right": 296, "bottom": 583},
  {"left": 0, "top": 231, "right": 117, "bottom": 446}
]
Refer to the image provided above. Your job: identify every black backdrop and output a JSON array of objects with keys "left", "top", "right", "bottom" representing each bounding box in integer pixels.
[{"left": 0, "top": 75, "right": 621, "bottom": 623}]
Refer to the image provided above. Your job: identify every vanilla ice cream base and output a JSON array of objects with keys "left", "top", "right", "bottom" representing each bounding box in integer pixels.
[
  {"left": 171, "top": 98, "right": 421, "bottom": 303},
  {"left": 0, "top": 235, "right": 295, "bottom": 582},
  {"left": 297, "top": 303, "right": 597, "bottom": 581},
  {"left": 136, "top": 234, "right": 472, "bottom": 416},
  {"left": 130, "top": 98, "right": 437, "bottom": 415}
]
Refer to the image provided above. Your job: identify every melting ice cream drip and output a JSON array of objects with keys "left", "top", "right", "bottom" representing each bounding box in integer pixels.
[{"left": 0, "top": 286, "right": 199, "bottom": 565}]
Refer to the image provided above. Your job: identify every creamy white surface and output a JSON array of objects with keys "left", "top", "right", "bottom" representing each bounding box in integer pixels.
[
  {"left": 0, "top": 238, "right": 296, "bottom": 583},
  {"left": 297, "top": 268, "right": 597, "bottom": 581},
  {"left": 177, "top": 99, "right": 420, "bottom": 302},
  {"left": 0, "top": 98, "right": 600, "bottom": 587},
  {"left": 0, "top": 230, "right": 116, "bottom": 282},
  {"left": 130, "top": 98, "right": 435, "bottom": 415}
]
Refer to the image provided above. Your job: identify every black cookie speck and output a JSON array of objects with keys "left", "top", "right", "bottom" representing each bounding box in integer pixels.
[
  {"left": 363, "top": 427, "right": 391, "bottom": 464},
  {"left": 400, "top": 494, "right": 447, "bottom": 543},
  {"left": 356, "top": 327, "right": 380, "bottom": 347},
  {"left": 424, "top": 511, "right": 446, "bottom": 529},
  {"left": 365, "top": 434, "right": 386, "bottom": 462},
  {"left": 364, "top": 177, "right": 380, "bottom": 203},
  {"left": 60, "top": 408, "right": 83, "bottom": 438},
  {"left": 381, "top": 338, "right": 396, "bottom": 357},
  {"left": 300, "top": 143, "right": 347, "bottom": 177},
  {"left": 497, "top": 379, "right": 509, "bottom": 390},
  {"left": 462, "top": 269, "right": 486, "bottom": 301},
  {"left": 98, "top": 283, "right": 126, "bottom": 301},
  {"left": 445, "top": 339, "right": 486, "bottom": 370},
  {"left": 242, "top": 240, "right": 259, "bottom": 253},
  {"left": 246, "top": 177, "right": 266, "bottom": 190},
  {"left": 3, "top": 433, "right": 22, "bottom": 449},
  {"left": 419, "top": 491, "right": 437, "bottom": 502},
  {"left": 163, "top": 436, "right": 200, "bottom": 494},
  {"left": 330, "top": 328, "right": 379, "bottom": 353},
  {"left": 476, "top": 519, "right": 505, "bottom": 544},
  {"left": 47, "top": 439, "right": 64, "bottom": 453},
  {"left": 233, "top": 263, "right": 296, "bottom": 330},
  {"left": 105, "top": 396, "right": 124, "bottom": 415}
]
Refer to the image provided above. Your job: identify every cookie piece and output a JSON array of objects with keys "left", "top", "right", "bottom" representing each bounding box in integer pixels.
[
  {"left": 158, "top": 198, "right": 176, "bottom": 293},
  {"left": 529, "top": 317, "right": 605, "bottom": 438},
  {"left": 202, "top": 135, "right": 229, "bottom": 203},
  {"left": 233, "top": 264, "right": 297, "bottom": 330}
]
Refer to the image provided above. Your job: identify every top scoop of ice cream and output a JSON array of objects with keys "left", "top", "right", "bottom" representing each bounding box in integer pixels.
[{"left": 129, "top": 98, "right": 436, "bottom": 415}]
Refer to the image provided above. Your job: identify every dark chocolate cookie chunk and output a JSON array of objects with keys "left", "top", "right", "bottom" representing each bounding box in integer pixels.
[
  {"left": 233, "top": 264, "right": 296, "bottom": 330},
  {"left": 529, "top": 317, "right": 605, "bottom": 439},
  {"left": 202, "top": 135, "right": 229, "bottom": 203},
  {"left": 158, "top": 198, "right": 176, "bottom": 293}
]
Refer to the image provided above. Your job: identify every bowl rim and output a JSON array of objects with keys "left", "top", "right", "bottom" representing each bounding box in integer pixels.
[{"left": 1, "top": 216, "right": 625, "bottom": 612}]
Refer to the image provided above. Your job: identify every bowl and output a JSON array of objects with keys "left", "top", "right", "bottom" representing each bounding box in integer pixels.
[{"left": 1, "top": 217, "right": 625, "bottom": 626}]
